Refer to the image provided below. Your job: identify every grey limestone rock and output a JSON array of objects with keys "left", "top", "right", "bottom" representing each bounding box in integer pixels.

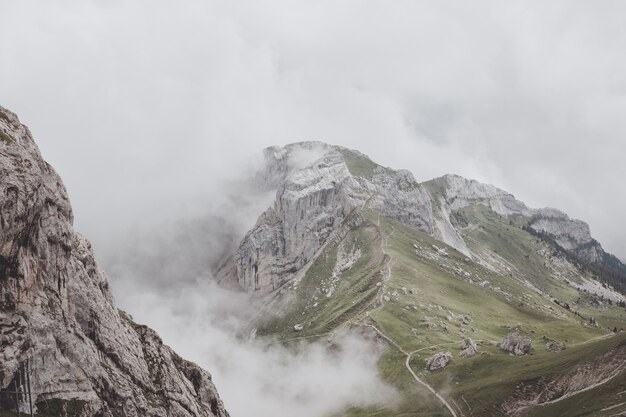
[
  {"left": 424, "top": 174, "right": 605, "bottom": 263},
  {"left": 426, "top": 352, "right": 452, "bottom": 371},
  {"left": 219, "top": 142, "right": 619, "bottom": 295},
  {"left": 528, "top": 208, "right": 603, "bottom": 262},
  {"left": 0, "top": 106, "right": 229, "bottom": 417},
  {"left": 499, "top": 332, "right": 532, "bottom": 356},
  {"left": 459, "top": 338, "right": 478, "bottom": 357},
  {"left": 219, "top": 143, "right": 433, "bottom": 293}
]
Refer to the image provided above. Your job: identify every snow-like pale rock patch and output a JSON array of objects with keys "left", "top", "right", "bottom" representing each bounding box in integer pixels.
[{"left": 575, "top": 277, "right": 626, "bottom": 304}]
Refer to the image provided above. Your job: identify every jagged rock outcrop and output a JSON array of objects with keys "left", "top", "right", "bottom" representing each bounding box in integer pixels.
[
  {"left": 422, "top": 174, "right": 531, "bottom": 257},
  {"left": 542, "top": 336, "right": 566, "bottom": 352},
  {"left": 218, "top": 142, "right": 432, "bottom": 293},
  {"left": 426, "top": 352, "right": 452, "bottom": 371},
  {"left": 459, "top": 338, "right": 478, "bottom": 357},
  {"left": 426, "top": 174, "right": 532, "bottom": 216},
  {"left": 0, "top": 106, "right": 229, "bottom": 417},
  {"left": 257, "top": 142, "right": 334, "bottom": 190},
  {"left": 526, "top": 209, "right": 604, "bottom": 263},
  {"left": 422, "top": 174, "right": 606, "bottom": 263},
  {"left": 499, "top": 332, "right": 532, "bottom": 356}
]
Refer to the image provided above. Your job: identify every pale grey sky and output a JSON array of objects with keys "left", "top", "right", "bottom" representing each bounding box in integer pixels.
[{"left": 2, "top": 1, "right": 625, "bottom": 260}]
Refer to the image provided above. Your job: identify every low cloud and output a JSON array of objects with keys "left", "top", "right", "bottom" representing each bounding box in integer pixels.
[
  {"left": 102, "top": 159, "right": 397, "bottom": 417},
  {"left": 115, "top": 277, "right": 396, "bottom": 417}
]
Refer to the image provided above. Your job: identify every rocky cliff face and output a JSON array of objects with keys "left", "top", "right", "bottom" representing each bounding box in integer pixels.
[
  {"left": 526, "top": 209, "right": 603, "bottom": 262},
  {"left": 220, "top": 142, "right": 619, "bottom": 294},
  {"left": 423, "top": 174, "right": 607, "bottom": 264},
  {"left": 0, "top": 106, "right": 229, "bottom": 417},
  {"left": 218, "top": 142, "right": 433, "bottom": 293}
]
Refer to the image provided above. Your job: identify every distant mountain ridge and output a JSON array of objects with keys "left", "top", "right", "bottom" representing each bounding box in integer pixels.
[{"left": 218, "top": 141, "right": 624, "bottom": 296}]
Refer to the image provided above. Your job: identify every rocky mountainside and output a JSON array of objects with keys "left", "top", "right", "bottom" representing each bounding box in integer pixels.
[
  {"left": 218, "top": 142, "right": 622, "bottom": 295},
  {"left": 218, "top": 142, "right": 626, "bottom": 417},
  {"left": 0, "top": 106, "right": 229, "bottom": 417},
  {"left": 422, "top": 174, "right": 605, "bottom": 264},
  {"left": 217, "top": 142, "right": 433, "bottom": 293}
]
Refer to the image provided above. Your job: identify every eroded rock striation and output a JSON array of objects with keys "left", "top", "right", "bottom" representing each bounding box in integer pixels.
[{"left": 0, "top": 106, "right": 229, "bottom": 417}]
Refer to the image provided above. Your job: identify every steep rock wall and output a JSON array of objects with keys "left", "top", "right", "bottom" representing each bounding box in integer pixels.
[{"left": 0, "top": 106, "right": 229, "bottom": 417}]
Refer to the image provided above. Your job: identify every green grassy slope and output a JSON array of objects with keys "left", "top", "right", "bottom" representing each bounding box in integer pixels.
[
  {"left": 256, "top": 215, "right": 387, "bottom": 339},
  {"left": 255, "top": 205, "right": 626, "bottom": 416}
]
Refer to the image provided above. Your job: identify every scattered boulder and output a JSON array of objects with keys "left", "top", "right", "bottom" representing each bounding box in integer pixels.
[
  {"left": 500, "top": 332, "right": 532, "bottom": 355},
  {"left": 426, "top": 352, "right": 453, "bottom": 371},
  {"left": 542, "top": 336, "right": 566, "bottom": 352},
  {"left": 546, "top": 341, "right": 566, "bottom": 352},
  {"left": 432, "top": 244, "right": 449, "bottom": 257},
  {"left": 459, "top": 338, "right": 478, "bottom": 357},
  {"left": 294, "top": 324, "right": 304, "bottom": 332}
]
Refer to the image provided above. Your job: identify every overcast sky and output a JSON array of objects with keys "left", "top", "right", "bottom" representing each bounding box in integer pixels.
[{"left": 2, "top": 1, "right": 625, "bottom": 260}]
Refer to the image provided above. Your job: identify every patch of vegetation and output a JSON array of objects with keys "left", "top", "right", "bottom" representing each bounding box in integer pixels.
[
  {"left": 421, "top": 176, "right": 448, "bottom": 197},
  {"left": 420, "top": 176, "right": 450, "bottom": 212},
  {"left": 118, "top": 308, "right": 138, "bottom": 328},
  {"left": 427, "top": 333, "right": 626, "bottom": 416},
  {"left": 522, "top": 223, "right": 626, "bottom": 294},
  {"left": 35, "top": 398, "right": 88, "bottom": 417},
  {"left": 142, "top": 389, "right": 160, "bottom": 408},
  {"left": 0, "top": 110, "right": 12, "bottom": 125},
  {"left": 256, "top": 218, "right": 385, "bottom": 339},
  {"left": 337, "top": 148, "right": 391, "bottom": 178},
  {"left": 0, "top": 129, "right": 13, "bottom": 144}
]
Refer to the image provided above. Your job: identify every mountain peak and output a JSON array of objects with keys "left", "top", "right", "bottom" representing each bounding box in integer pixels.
[
  {"left": 220, "top": 142, "right": 624, "bottom": 294},
  {"left": 260, "top": 141, "right": 385, "bottom": 187}
]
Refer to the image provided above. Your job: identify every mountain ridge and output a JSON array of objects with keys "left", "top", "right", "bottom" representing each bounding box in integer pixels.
[
  {"left": 225, "top": 141, "right": 626, "bottom": 417},
  {"left": 218, "top": 141, "right": 624, "bottom": 297}
]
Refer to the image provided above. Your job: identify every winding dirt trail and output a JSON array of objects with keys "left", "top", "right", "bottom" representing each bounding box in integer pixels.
[
  {"left": 366, "top": 213, "right": 459, "bottom": 416},
  {"left": 361, "top": 323, "right": 459, "bottom": 417},
  {"left": 274, "top": 209, "right": 460, "bottom": 415},
  {"left": 510, "top": 358, "right": 626, "bottom": 414}
]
